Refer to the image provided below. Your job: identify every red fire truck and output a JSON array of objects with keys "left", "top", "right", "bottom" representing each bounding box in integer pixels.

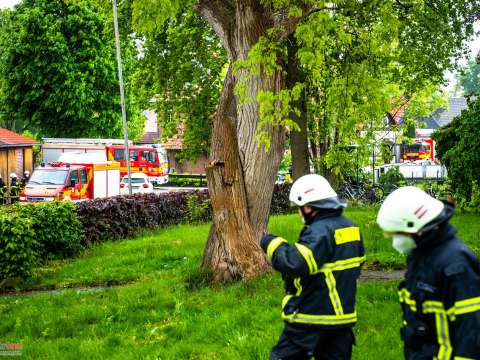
[
  {"left": 401, "top": 138, "right": 435, "bottom": 162},
  {"left": 105, "top": 145, "right": 168, "bottom": 185},
  {"left": 20, "top": 154, "right": 120, "bottom": 202},
  {"left": 42, "top": 139, "right": 168, "bottom": 185}
]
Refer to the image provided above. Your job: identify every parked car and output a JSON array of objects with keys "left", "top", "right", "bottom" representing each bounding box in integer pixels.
[{"left": 120, "top": 173, "right": 154, "bottom": 195}]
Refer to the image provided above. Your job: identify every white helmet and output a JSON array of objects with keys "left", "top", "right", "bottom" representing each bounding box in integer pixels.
[
  {"left": 24, "top": 170, "right": 30, "bottom": 176},
  {"left": 377, "top": 186, "right": 444, "bottom": 234},
  {"left": 289, "top": 174, "right": 338, "bottom": 206},
  {"left": 9, "top": 173, "right": 17, "bottom": 178}
]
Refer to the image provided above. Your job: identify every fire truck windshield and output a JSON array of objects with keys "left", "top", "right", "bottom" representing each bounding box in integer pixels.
[
  {"left": 29, "top": 169, "right": 68, "bottom": 185},
  {"left": 405, "top": 143, "right": 430, "bottom": 153}
]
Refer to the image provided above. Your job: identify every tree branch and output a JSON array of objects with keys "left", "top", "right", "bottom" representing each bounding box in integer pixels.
[
  {"left": 196, "top": 0, "right": 236, "bottom": 58},
  {"left": 272, "top": 2, "right": 312, "bottom": 40}
]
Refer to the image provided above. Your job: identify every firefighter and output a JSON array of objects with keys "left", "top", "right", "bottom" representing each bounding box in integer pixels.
[
  {"left": 21, "top": 170, "right": 30, "bottom": 187},
  {"left": 261, "top": 174, "right": 365, "bottom": 360},
  {"left": 0, "top": 175, "right": 5, "bottom": 205},
  {"left": 377, "top": 186, "right": 480, "bottom": 359},
  {"left": 9, "top": 173, "right": 20, "bottom": 203}
]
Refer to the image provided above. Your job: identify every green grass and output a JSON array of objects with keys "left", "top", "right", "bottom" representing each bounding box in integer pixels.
[
  {"left": 1, "top": 208, "right": 478, "bottom": 359},
  {"left": 1, "top": 276, "right": 401, "bottom": 359}
]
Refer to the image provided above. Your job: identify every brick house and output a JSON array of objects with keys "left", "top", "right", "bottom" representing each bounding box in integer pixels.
[
  {"left": 0, "top": 128, "right": 39, "bottom": 182},
  {"left": 138, "top": 111, "right": 208, "bottom": 174}
]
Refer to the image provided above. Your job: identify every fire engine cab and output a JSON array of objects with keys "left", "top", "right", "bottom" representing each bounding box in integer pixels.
[
  {"left": 20, "top": 154, "right": 120, "bottom": 202},
  {"left": 402, "top": 138, "right": 435, "bottom": 162}
]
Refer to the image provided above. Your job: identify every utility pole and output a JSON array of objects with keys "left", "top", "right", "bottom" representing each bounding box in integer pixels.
[{"left": 112, "top": 0, "right": 132, "bottom": 194}]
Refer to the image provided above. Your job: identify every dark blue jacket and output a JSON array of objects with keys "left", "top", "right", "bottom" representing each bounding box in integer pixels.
[
  {"left": 399, "top": 207, "right": 480, "bottom": 359},
  {"left": 261, "top": 209, "right": 365, "bottom": 329}
]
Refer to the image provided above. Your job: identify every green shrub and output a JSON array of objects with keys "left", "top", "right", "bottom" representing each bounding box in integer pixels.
[
  {"left": 19, "top": 202, "right": 84, "bottom": 259},
  {"left": 0, "top": 212, "right": 37, "bottom": 280},
  {"left": 378, "top": 166, "right": 405, "bottom": 194},
  {"left": 185, "top": 193, "right": 212, "bottom": 223}
]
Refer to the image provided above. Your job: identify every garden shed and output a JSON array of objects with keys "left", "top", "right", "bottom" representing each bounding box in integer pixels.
[{"left": 0, "top": 128, "right": 39, "bottom": 181}]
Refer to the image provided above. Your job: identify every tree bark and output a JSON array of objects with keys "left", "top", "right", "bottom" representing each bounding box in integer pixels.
[{"left": 286, "top": 34, "right": 309, "bottom": 181}]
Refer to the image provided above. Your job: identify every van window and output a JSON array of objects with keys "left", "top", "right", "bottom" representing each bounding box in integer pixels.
[
  {"left": 114, "top": 149, "right": 125, "bottom": 161},
  {"left": 129, "top": 150, "right": 138, "bottom": 161},
  {"left": 70, "top": 170, "right": 79, "bottom": 185},
  {"left": 80, "top": 169, "right": 87, "bottom": 184},
  {"left": 149, "top": 151, "right": 156, "bottom": 163},
  {"left": 141, "top": 151, "right": 150, "bottom": 161}
]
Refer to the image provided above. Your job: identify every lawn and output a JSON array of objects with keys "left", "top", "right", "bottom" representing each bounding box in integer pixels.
[{"left": 1, "top": 208, "right": 479, "bottom": 359}]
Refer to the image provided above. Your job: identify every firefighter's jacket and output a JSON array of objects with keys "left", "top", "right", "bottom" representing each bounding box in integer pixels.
[
  {"left": 399, "top": 206, "right": 480, "bottom": 360},
  {"left": 261, "top": 209, "right": 365, "bottom": 329}
]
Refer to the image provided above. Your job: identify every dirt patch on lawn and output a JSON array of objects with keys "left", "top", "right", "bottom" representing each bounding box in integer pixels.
[{"left": 360, "top": 269, "right": 405, "bottom": 282}]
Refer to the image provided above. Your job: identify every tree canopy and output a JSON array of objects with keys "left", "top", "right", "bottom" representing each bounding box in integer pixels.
[
  {"left": 434, "top": 98, "right": 480, "bottom": 203},
  {"left": 0, "top": 0, "right": 144, "bottom": 139},
  {"left": 457, "top": 59, "right": 480, "bottom": 96},
  {"left": 134, "top": 5, "right": 226, "bottom": 161}
]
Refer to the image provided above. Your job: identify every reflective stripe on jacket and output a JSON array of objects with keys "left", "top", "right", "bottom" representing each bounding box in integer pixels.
[
  {"left": 399, "top": 223, "right": 480, "bottom": 360},
  {"left": 261, "top": 210, "right": 365, "bottom": 329}
]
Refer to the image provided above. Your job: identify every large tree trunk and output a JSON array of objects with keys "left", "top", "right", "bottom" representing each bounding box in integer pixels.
[
  {"left": 197, "top": 0, "right": 304, "bottom": 282},
  {"left": 203, "top": 68, "right": 270, "bottom": 282},
  {"left": 286, "top": 34, "right": 309, "bottom": 181}
]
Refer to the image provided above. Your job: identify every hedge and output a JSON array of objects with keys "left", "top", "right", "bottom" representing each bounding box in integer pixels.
[
  {"left": 0, "top": 185, "right": 292, "bottom": 282},
  {"left": 0, "top": 211, "right": 36, "bottom": 280}
]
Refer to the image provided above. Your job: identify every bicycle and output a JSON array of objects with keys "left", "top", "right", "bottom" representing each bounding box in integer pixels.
[{"left": 338, "top": 180, "right": 384, "bottom": 204}]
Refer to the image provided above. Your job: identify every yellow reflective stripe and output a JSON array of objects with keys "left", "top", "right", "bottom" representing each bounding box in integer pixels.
[
  {"left": 282, "top": 311, "right": 357, "bottom": 325},
  {"left": 422, "top": 301, "right": 453, "bottom": 360},
  {"left": 319, "top": 256, "right": 366, "bottom": 272},
  {"left": 447, "top": 296, "right": 480, "bottom": 321},
  {"left": 294, "top": 277, "right": 302, "bottom": 296},
  {"left": 281, "top": 278, "right": 302, "bottom": 310},
  {"left": 324, "top": 270, "right": 344, "bottom": 315},
  {"left": 434, "top": 311, "right": 453, "bottom": 360},
  {"left": 282, "top": 295, "right": 293, "bottom": 309},
  {"left": 454, "top": 357, "right": 476, "bottom": 360},
  {"left": 398, "top": 288, "right": 417, "bottom": 312},
  {"left": 294, "top": 243, "right": 318, "bottom": 274},
  {"left": 267, "top": 237, "right": 287, "bottom": 259},
  {"left": 423, "top": 300, "right": 444, "bottom": 314},
  {"left": 334, "top": 227, "right": 361, "bottom": 245}
]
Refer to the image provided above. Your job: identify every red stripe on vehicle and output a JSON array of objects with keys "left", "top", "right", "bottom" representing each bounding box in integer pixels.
[
  {"left": 304, "top": 188, "right": 315, "bottom": 194},
  {"left": 414, "top": 205, "right": 424, "bottom": 215}
]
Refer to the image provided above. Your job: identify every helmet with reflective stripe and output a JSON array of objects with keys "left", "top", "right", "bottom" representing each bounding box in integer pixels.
[
  {"left": 377, "top": 186, "right": 444, "bottom": 234},
  {"left": 289, "top": 174, "right": 338, "bottom": 206}
]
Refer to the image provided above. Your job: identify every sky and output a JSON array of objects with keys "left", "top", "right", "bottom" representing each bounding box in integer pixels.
[
  {"left": 0, "top": 0, "right": 479, "bottom": 94},
  {"left": 0, "top": 0, "right": 19, "bottom": 9}
]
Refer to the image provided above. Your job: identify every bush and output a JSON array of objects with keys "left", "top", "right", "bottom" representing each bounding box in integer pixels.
[
  {"left": 185, "top": 192, "right": 212, "bottom": 223},
  {"left": 0, "top": 211, "right": 37, "bottom": 280},
  {"left": 378, "top": 167, "right": 405, "bottom": 194},
  {"left": 76, "top": 192, "right": 198, "bottom": 245},
  {"left": 19, "top": 202, "right": 84, "bottom": 259}
]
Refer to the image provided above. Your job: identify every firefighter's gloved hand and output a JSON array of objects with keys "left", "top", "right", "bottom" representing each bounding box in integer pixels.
[{"left": 260, "top": 232, "right": 278, "bottom": 253}]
